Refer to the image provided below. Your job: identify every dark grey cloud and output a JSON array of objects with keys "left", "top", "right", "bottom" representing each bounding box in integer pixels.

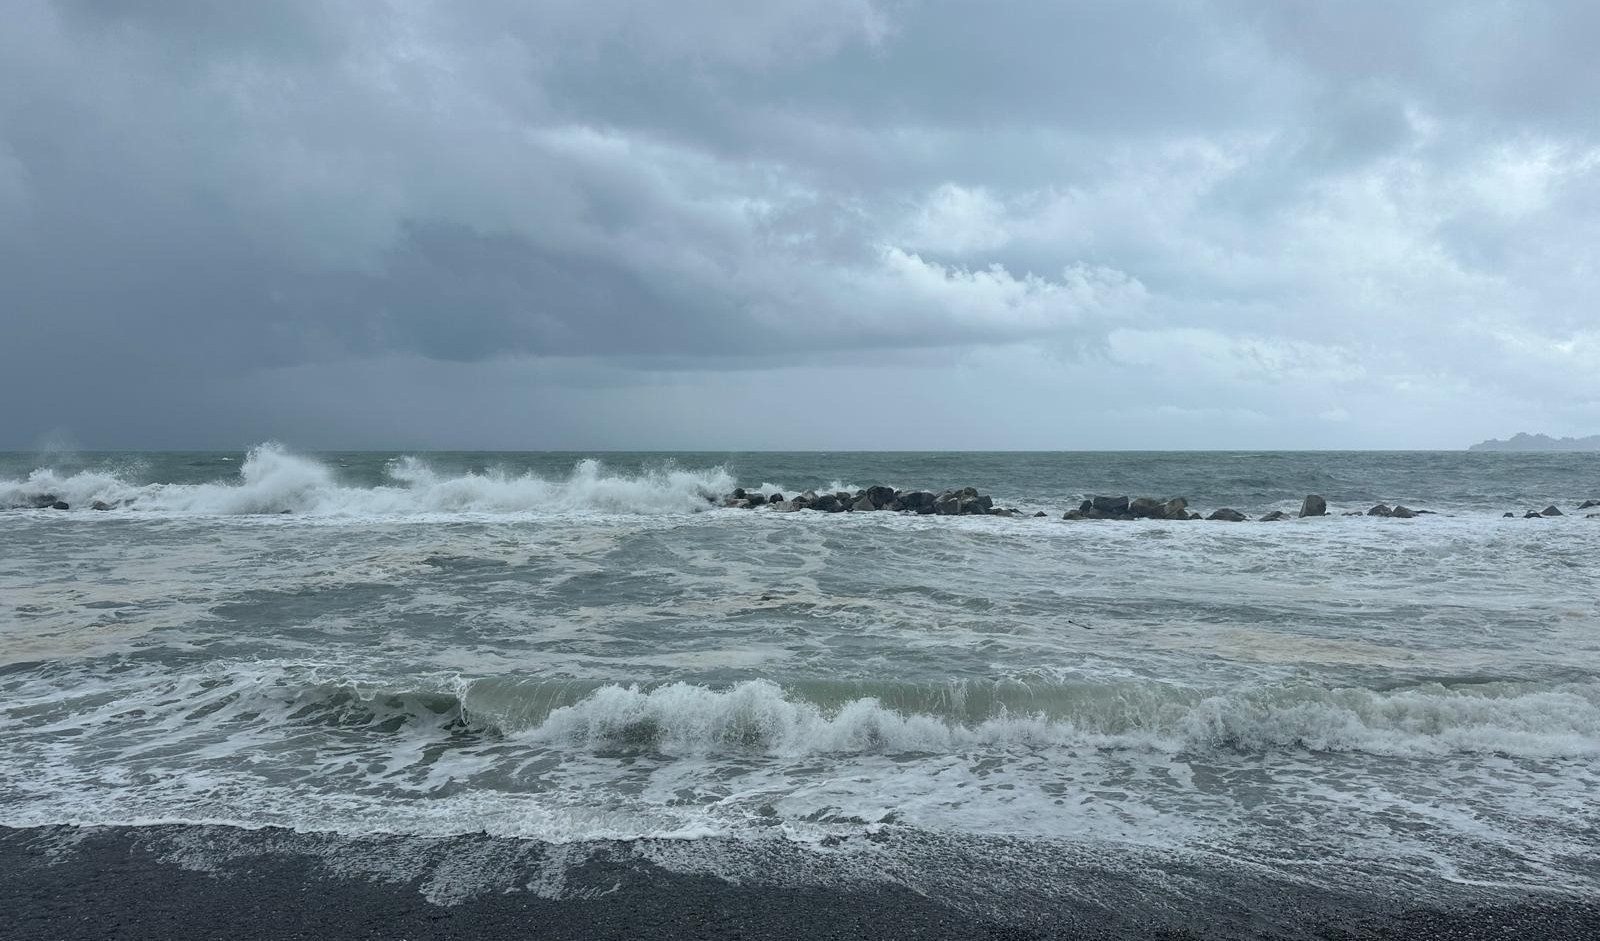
[{"left": 2, "top": 0, "right": 1597, "bottom": 449}]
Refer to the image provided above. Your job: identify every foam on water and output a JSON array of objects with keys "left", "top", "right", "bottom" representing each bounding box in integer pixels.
[{"left": 0, "top": 443, "right": 736, "bottom": 516}]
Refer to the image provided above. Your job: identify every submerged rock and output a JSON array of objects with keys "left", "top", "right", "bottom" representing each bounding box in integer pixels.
[
  {"left": 1524, "top": 511, "right": 1543, "bottom": 519},
  {"left": 1503, "top": 512, "right": 1516, "bottom": 518},
  {"left": 1579, "top": 499, "right": 1599, "bottom": 509},
  {"left": 1367, "top": 504, "right": 1393, "bottom": 517},
  {"left": 91, "top": 501, "right": 112, "bottom": 511},
  {"left": 1208, "top": 508, "right": 1247, "bottom": 522},
  {"left": 850, "top": 495, "right": 875, "bottom": 512},
  {"left": 1390, "top": 505, "right": 1417, "bottom": 518},
  {"left": 1299, "top": 495, "right": 1327, "bottom": 518},
  {"left": 1261, "top": 510, "right": 1289, "bottom": 522},
  {"left": 1541, "top": 505, "right": 1564, "bottom": 517},
  {"left": 50, "top": 501, "right": 70, "bottom": 510}
]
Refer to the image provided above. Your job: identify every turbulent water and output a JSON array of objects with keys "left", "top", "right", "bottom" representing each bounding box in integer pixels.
[{"left": 2, "top": 446, "right": 1598, "bottom": 899}]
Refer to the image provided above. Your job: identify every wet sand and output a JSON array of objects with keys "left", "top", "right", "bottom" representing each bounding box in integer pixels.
[{"left": 3, "top": 824, "right": 1597, "bottom": 940}]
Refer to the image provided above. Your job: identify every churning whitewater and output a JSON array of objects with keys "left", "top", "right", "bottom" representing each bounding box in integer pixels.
[{"left": 2, "top": 447, "right": 1598, "bottom": 900}]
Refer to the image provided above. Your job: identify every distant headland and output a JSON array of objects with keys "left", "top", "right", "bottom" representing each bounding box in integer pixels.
[{"left": 1469, "top": 432, "right": 1600, "bottom": 452}]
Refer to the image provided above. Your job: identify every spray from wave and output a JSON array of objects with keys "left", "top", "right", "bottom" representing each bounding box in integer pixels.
[{"left": 0, "top": 443, "right": 737, "bottom": 516}]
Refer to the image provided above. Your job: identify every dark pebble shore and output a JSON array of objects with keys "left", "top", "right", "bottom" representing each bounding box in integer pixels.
[{"left": 3, "top": 824, "right": 1597, "bottom": 940}]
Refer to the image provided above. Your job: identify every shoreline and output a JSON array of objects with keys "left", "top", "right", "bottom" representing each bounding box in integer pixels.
[{"left": 4, "top": 823, "right": 1597, "bottom": 940}]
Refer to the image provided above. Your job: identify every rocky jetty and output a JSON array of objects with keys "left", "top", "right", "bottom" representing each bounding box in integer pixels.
[{"left": 720, "top": 485, "right": 1022, "bottom": 517}]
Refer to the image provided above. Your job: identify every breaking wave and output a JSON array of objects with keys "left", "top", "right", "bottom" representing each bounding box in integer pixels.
[
  {"left": 25, "top": 668, "right": 1600, "bottom": 761},
  {"left": 0, "top": 443, "right": 735, "bottom": 516}
]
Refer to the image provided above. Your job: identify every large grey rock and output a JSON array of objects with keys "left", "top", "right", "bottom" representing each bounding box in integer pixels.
[
  {"left": 1524, "top": 510, "right": 1543, "bottom": 519},
  {"left": 1033, "top": 511, "right": 1047, "bottom": 518},
  {"left": 1299, "top": 495, "right": 1327, "bottom": 517},
  {"left": 1261, "top": 510, "right": 1289, "bottom": 521},
  {"left": 1367, "top": 504, "right": 1393, "bottom": 517},
  {"left": 769, "top": 492, "right": 785, "bottom": 504},
  {"left": 50, "top": 501, "right": 70, "bottom": 510},
  {"left": 1062, "top": 509, "right": 1085, "bottom": 520},
  {"left": 1091, "top": 495, "right": 1130, "bottom": 515},
  {"left": 1208, "top": 508, "right": 1247, "bottom": 522},
  {"left": 1579, "top": 499, "right": 1599, "bottom": 509},
  {"left": 865, "top": 485, "right": 897, "bottom": 508},
  {"left": 894, "top": 490, "right": 935, "bottom": 513},
  {"left": 1390, "top": 505, "right": 1417, "bottom": 518},
  {"left": 745, "top": 492, "right": 767, "bottom": 506},
  {"left": 934, "top": 494, "right": 961, "bottom": 515},
  {"left": 850, "top": 496, "right": 876, "bottom": 512},
  {"left": 1161, "top": 497, "right": 1189, "bottom": 520},
  {"left": 1128, "top": 497, "right": 1164, "bottom": 519},
  {"left": 27, "top": 494, "right": 60, "bottom": 509},
  {"left": 807, "top": 494, "right": 842, "bottom": 512},
  {"left": 731, "top": 488, "right": 747, "bottom": 500},
  {"left": 1078, "top": 500, "right": 1093, "bottom": 513},
  {"left": 1541, "top": 505, "right": 1564, "bottom": 517}
]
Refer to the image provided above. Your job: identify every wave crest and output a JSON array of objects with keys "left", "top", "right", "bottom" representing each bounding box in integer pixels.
[{"left": 1, "top": 443, "right": 735, "bottom": 516}]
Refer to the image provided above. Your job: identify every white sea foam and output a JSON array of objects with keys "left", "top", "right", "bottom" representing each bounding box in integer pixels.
[{"left": 0, "top": 443, "right": 737, "bottom": 516}]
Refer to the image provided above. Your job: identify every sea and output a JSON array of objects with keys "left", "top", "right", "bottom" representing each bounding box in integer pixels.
[{"left": 2, "top": 446, "right": 1598, "bottom": 913}]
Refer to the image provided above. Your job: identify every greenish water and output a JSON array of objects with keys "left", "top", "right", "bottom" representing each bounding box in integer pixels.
[{"left": 2, "top": 445, "right": 1597, "bottom": 897}]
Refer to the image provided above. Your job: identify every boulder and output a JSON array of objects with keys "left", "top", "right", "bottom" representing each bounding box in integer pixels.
[
  {"left": 50, "top": 501, "right": 69, "bottom": 510},
  {"left": 1033, "top": 511, "right": 1047, "bottom": 518},
  {"left": 91, "top": 501, "right": 112, "bottom": 511},
  {"left": 865, "top": 485, "right": 897, "bottom": 509},
  {"left": 1091, "top": 495, "right": 1130, "bottom": 515},
  {"left": 732, "top": 488, "right": 748, "bottom": 500},
  {"left": 1208, "top": 508, "right": 1247, "bottom": 522},
  {"left": 1188, "top": 512, "right": 1203, "bottom": 520},
  {"left": 769, "top": 492, "right": 785, "bottom": 504},
  {"left": 807, "top": 494, "right": 842, "bottom": 513},
  {"left": 895, "top": 491, "right": 935, "bottom": 513},
  {"left": 28, "top": 494, "right": 60, "bottom": 509},
  {"left": 835, "top": 491, "right": 852, "bottom": 502},
  {"left": 1078, "top": 500, "right": 1093, "bottom": 513},
  {"left": 1367, "top": 504, "right": 1393, "bottom": 517},
  {"left": 959, "top": 494, "right": 994, "bottom": 515},
  {"left": 850, "top": 496, "right": 876, "bottom": 512},
  {"left": 1579, "top": 499, "right": 1599, "bottom": 510},
  {"left": 1261, "top": 510, "right": 1289, "bottom": 522},
  {"left": 746, "top": 492, "right": 768, "bottom": 506},
  {"left": 1161, "top": 497, "right": 1189, "bottom": 520},
  {"left": 770, "top": 500, "right": 800, "bottom": 513},
  {"left": 934, "top": 495, "right": 961, "bottom": 516},
  {"left": 1128, "top": 497, "right": 1164, "bottom": 519},
  {"left": 1503, "top": 512, "right": 1516, "bottom": 518},
  {"left": 1541, "top": 505, "right": 1564, "bottom": 517},
  {"left": 1299, "top": 495, "right": 1327, "bottom": 518},
  {"left": 723, "top": 498, "right": 751, "bottom": 509},
  {"left": 1524, "top": 511, "right": 1543, "bottom": 519},
  {"left": 1390, "top": 505, "right": 1417, "bottom": 519},
  {"left": 1063, "top": 509, "right": 1085, "bottom": 520}
]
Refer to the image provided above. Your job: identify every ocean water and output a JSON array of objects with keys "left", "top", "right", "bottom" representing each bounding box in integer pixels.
[{"left": 2, "top": 446, "right": 1598, "bottom": 900}]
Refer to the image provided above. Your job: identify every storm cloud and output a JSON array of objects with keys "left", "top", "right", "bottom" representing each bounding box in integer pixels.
[{"left": 3, "top": 0, "right": 1597, "bottom": 448}]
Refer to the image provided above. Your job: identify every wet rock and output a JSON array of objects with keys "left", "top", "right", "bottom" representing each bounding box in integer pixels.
[
  {"left": 1128, "top": 497, "right": 1164, "bottom": 519},
  {"left": 1503, "top": 512, "right": 1516, "bottom": 518},
  {"left": 91, "top": 501, "right": 112, "bottom": 511},
  {"left": 850, "top": 495, "right": 876, "bottom": 512},
  {"left": 1579, "top": 499, "right": 1599, "bottom": 509},
  {"left": 1063, "top": 509, "right": 1085, "bottom": 520},
  {"left": 50, "top": 501, "right": 69, "bottom": 510},
  {"left": 1390, "top": 505, "right": 1417, "bottom": 518},
  {"left": 1299, "top": 495, "right": 1327, "bottom": 518},
  {"left": 934, "top": 495, "right": 961, "bottom": 516},
  {"left": 746, "top": 492, "right": 768, "bottom": 506},
  {"left": 1541, "top": 505, "right": 1564, "bottom": 517},
  {"left": 1261, "top": 510, "right": 1289, "bottom": 522},
  {"left": 1208, "top": 508, "right": 1247, "bottom": 522},
  {"left": 1078, "top": 500, "right": 1093, "bottom": 514},
  {"left": 28, "top": 494, "right": 60, "bottom": 509},
  {"left": 1033, "top": 511, "right": 1047, "bottom": 518},
  {"left": 807, "top": 494, "right": 842, "bottom": 513},
  {"left": 1161, "top": 497, "right": 1189, "bottom": 520},
  {"left": 1524, "top": 511, "right": 1543, "bottom": 519},
  {"left": 893, "top": 491, "right": 935, "bottom": 513},
  {"left": 722, "top": 498, "right": 751, "bottom": 509},
  {"left": 732, "top": 488, "right": 748, "bottom": 500},
  {"left": 1188, "top": 512, "right": 1203, "bottom": 520},
  {"left": 769, "top": 492, "right": 784, "bottom": 504},
  {"left": 960, "top": 494, "right": 994, "bottom": 515},
  {"left": 770, "top": 500, "right": 800, "bottom": 513},
  {"left": 865, "top": 485, "right": 897, "bottom": 509},
  {"left": 1091, "top": 495, "right": 1130, "bottom": 515},
  {"left": 1367, "top": 504, "right": 1393, "bottom": 517}
]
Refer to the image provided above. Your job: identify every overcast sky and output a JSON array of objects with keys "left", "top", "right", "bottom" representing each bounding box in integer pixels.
[{"left": 3, "top": 1, "right": 1597, "bottom": 450}]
